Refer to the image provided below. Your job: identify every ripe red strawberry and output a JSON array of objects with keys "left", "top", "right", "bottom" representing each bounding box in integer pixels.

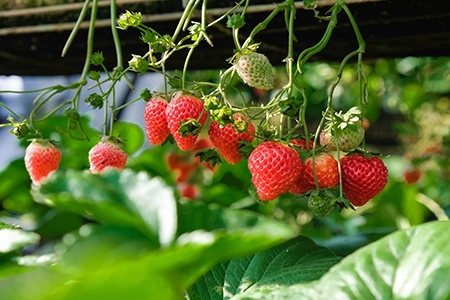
[
  {"left": 403, "top": 168, "right": 422, "bottom": 184},
  {"left": 25, "top": 139, "right": 61, "bottom": 185},
  {"left": 290, "top": 138, "right": 313, "bottom": 151},
  {"left": 340, "top": 154, "right": 388, "bottom": 206},
  {"left": 208, "top": 114, "right": 255, "bottom": 164},
  {"left": 235, "top": 52, "right": 274, "bottom": 90},
  {"left": 178, "top": 182, "right": 197, "bottom": 200},
  {"left": 167, "top": 152, "right": 183, "bottom": 170},
  {"left": 89, "top": 137, "right": 128, "bottom": 174},
  {"left": 166, "top": 93, "right": 208, "bottom": 151},
  {"left": 144, "top": 97, "right": 170, "bottom": 145},
  {"left": 248, "top": 141, "right": 302, "bottom": 201},
  {"left": 289, "top": 152, "right": 339, "bottom": 195}
]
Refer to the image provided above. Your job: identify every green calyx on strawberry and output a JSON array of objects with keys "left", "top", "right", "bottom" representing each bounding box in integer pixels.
[
  {"left": 308, "top": 190, "right": 336, "bottom": 217},
  {"left": 88, "top": 136, "right": 128, "bottom": 174},
  {"left": 340, "top": 150, "right": 389, "bottom": 206},
  {"left": 7, "top": 116, "right": 30, "bottom": 139},
  {"left": 85, "top": 93, "right": 104, "bottom": 109},
  {"left": 234, "top": 50, "right": 274, "bottom": 90},
  {"left": 25, "top": 139, "right": 62, "bottom": 185},
  {"left": 320, "top": 107, "right": 365, "bottom": 152},
  {"left": 204, "top": 96, "right": 234, "bottom": 127},
  {"left": 195, "top": 148, "right": 222, "bottom": 168}
]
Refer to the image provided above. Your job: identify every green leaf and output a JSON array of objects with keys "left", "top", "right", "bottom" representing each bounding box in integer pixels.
[
  {"left": 0, "top": 205, "right": 296, "bottom": 299},
  {"left": 112, "top": 121, "right": 145, "bottom": 156},
  {"left": 0, "top": 260, "right": 36, "bottom": 280},
  {"left": 35, "top": 210, "right": 85, "bottom": 239},
  {"left": 227, "top": 14, "right": 245, "bottom": 29},
  {"left": 0, "top": 159, "right": 34, "bottom": 213},
  {"left": 187, "top": 236, "right": 341, "bottom": 299},
  {"left": 232, "top": 221, "right": 450, "bottom": 299},
  {"left": 33, "top": 169, "right": 177, "bottom": 246},
  {"left": 0, "top": 228, "right": 40, "bottom": 254},
  {"left": 0, "top": 267, "right": 69, "bottom": 300}
]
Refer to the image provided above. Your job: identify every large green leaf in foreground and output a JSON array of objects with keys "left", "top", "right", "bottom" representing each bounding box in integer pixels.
[
  {"left": 0, "top": 169, "right": 297, "bottom": 299},
  {"left": 232, "top": 220, "right": 450, "bottom": 300},
  {"left": 187, "top": 236, "right": 341, "bottom": 299},
  {"left": 33, "top": 169, "right": 177, "bottom": 246}
]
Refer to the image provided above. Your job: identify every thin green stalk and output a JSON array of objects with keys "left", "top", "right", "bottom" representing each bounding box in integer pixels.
[
  {"left": 181, "top": 33, "right": 203, "bottom": 90},
  {"left": 0, "top": 86, "right": 58, "bottom": 94},
  {"left": 110, "top": 0, "right": 124, "bottom": 70},
  {"left": 207, "top": 0, "right": 246, "bottom": 28},
  {"left": 112, "top": 97, "right": 143, "bottom": 112},
  {"left": 103, "top": 94, "right": 108, "bottom": 135},
  {"left": 109, "top": 88, "right": 116, "bottom": 136},
  {"left": 242, "top": 1, "right": 288, "bottom": 49},
  {"left": 29, "top": 90, "right": 60, "bottom": 129},
  {"left": 0, "top": 102, "right": 25, "bottom": 120},
  {"left": 172, "top": 0, "right": 197, "bottom": 41},
  {"left": 162, "top": 63, "right": 168, "bottom": 98},
  {"left": 200, "top": 0, "right": 214, "bottom": 46},
  {"left": 182, "top": 0, "right": 202, "bottom": 32},
  {"left": 36, "top": 101, "right": 72, "bottom": 122},
  {"left": 33, "top": 88, "right": 55, "bottom": 105},
  {"left": 79, "top": 0, "right": 99, "bottom": 82},
  {"left": 296, "top": 4, "right": 340, "bottom": 73},
  {"left": 341, "top": 2, "right": 366, "bottom": 51},
  {"left": 72, "top": 86, "right": 83, "bottom": 110},
  {"left": 358, "top": 52, "right": 367, "bottom": 151},
  {"left": 62, "top": 0, "right": 92, "bottom": 57}
]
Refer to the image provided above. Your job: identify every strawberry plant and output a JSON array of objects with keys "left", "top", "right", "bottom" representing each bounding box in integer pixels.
[{"left": 1, "top": 0, "right": 449, "bottom": 299}]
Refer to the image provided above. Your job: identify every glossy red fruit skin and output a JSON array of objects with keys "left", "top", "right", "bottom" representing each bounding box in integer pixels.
[
  {"left": 178, "top": 182, "right": 197, "bottom": 200},
  {"left": 165, "top": 94, "right": 208, "bottom": 151},
  {"left": 89, "top": 141, "right": 128, "bottom": 174},
  {"left": 403, "top": 168, "right": 422, "bottom": 184},
  {"left": 248, "top": 141, "right": 302, "bottom": 201},
  {"left": 289, "top": 152, "right": 339, "bottom": 195},
  {"left": 341, "top": 154, "right": 388, "bottom": 206},
  {"left": 144, "top": 98, "right": 170, "bottom": 145},
  {"left": 208, "top": 114, "right": 255, "bottom": 164},
  {"left": 290, "top": 138, "right": 313, "bottom": 150},
  {"left": 25, "top": 140, "right": 61, "bottom": 185}
]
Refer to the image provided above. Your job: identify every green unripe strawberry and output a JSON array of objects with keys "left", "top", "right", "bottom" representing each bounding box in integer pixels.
[
  {"left": 308, "top": 193, "right": 335, "bottom": 217},
  {"left": 235, "top": 52, "right": 274, "bottom": 90}
]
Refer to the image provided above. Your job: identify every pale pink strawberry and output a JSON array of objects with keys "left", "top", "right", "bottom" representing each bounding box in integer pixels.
[
  {"left": 89, "top": 137, "right": 128, "bottom": 174},
  {"left": 25, "top": 139, "right": 61, "bottom": 185}
]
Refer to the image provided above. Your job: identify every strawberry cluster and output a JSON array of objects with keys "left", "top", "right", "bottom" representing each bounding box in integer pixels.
[{"left": 142, "top": 91, "right": 389, "bottom": 214}]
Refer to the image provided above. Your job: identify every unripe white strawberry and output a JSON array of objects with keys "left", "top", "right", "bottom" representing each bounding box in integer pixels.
[
  {"left": 320, "top": 125, "right": 364, "bottom": 152},
  {"left": 235, "top": 52, "right": 274, "bottom": 90},
  {"left": 320, "top": 107, "right": 365, "bottom": 152}
]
